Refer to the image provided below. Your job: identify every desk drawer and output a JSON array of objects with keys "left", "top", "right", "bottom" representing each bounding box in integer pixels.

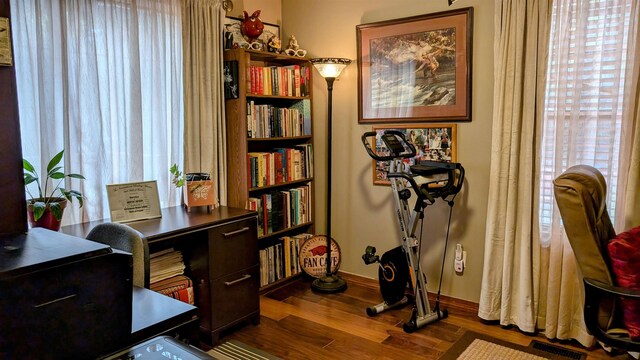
[
  {"left": 208, "top": 218, "right": 258, "bottom": 276},
  {"left": 210, "top": 265, "right": 259, "bottom": 330}
]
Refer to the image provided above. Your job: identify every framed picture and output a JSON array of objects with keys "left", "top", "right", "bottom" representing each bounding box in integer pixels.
[
  {"left": 371, "top": 124, "right": 457, "bottom": 185},
  {"left": 224, "top": 16, "right": 280, "bottom": 50},
  {"left": 357, "top": 8, "right": 473, "bottom": 124},
  {"left": 106, "top": 180, "right": 162, "bottom": 223}
]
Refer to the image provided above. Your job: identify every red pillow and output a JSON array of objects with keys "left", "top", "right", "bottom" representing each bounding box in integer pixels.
[{"left": 607, "top": 225, "right": 640, "bottom": 341}]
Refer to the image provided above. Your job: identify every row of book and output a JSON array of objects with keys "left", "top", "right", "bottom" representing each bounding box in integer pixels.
[
  {"left": 248, "top": 144, "right": 313, "bottom": 188},
  {"left": 247, "top": 99, "right": 311, "bottom": 138},
  {"left": 149, "top": 248, "right": 194, "bottom": 305},
  {"left": 259, "top": 233, "right": 314, "bottom": 287},
  {"left": 247, "top": 184, "right": 311, "bottom": 237},
  {"left": 247, "top": 64, "right": 310, "bottom": 97}
]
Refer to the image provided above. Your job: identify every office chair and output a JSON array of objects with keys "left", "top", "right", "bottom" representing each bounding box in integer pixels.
[
  {"left": 553, "top": 165, "right": 640, "bottom": 353},
  {"left": 87, "top": 222, "right": 150, "bottom": 288}
]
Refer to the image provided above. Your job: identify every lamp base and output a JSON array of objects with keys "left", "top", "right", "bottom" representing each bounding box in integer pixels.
[{"left": 311, "top": 274, "right": 347, "bottom": 293}]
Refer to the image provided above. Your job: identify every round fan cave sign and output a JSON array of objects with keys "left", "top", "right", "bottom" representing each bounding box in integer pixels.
[{"left": 299, "top": 235, "right": 342, "bottom": 278}]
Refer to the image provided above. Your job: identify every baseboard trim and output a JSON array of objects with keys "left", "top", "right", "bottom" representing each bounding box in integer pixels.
[{"left": 337, "top": 271, "right": 480, "bottom": 313}]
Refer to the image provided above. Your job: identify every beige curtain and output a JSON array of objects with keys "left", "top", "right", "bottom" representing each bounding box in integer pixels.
[
  {"left": 478, "top": 0, "right": 551, "bottom": 333},
  {"left": 481, "top": 0, "right": 637, "bottom": 349},
  {"left": 181, "top": 0, "right": 228, "bottom": 206},
  {"left": 537, "top": 0, "right": 639, "bottom": 347},
  {"left": 621, "top": 1, "right": 640, "bottom": 231}
]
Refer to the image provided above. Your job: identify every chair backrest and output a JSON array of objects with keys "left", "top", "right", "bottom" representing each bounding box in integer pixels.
[
  {"left": 87, "top": 223, "right": 150, "bottom": 288},
  {"left": 553, "top": 164, "right": 617, "bottom": 329}
]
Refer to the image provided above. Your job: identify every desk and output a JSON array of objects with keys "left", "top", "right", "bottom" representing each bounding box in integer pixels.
[
  {"left": 131, "top": 287, "right": 197, "bottom": 343},
  {"left": 63, "top": 205, "right": 259, "bottom": 345},
  {"left": 1, "top": 228, "right": 133, "bottom": 358}
]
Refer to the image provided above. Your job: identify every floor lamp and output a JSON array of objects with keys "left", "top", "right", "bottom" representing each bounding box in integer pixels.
[{"left": 310, "top": 57, "right": 351, "bottom": 293}]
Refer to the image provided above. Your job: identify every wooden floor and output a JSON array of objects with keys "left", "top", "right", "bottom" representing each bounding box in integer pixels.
[{"left": 217, "top": 273, "right": 631, "bottom": 359}]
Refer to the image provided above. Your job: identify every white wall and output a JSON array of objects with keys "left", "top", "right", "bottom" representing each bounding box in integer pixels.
[{"left": 281, "top": 0, "right": 495, "bottom": 303}]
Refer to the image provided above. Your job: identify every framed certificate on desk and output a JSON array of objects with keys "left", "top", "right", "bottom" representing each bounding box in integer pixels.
[{"left": 106, "top": 181, "right": 162, "bottom": 223}]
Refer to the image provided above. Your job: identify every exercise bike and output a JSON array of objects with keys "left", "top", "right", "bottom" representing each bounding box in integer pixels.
[{"left": 360, "top": 130, "right": 464, "bottom": 333}]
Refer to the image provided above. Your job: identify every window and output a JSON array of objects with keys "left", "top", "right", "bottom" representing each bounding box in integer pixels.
[
  {"left": 539, "top": 0, "right": 632, "bottom": 244},
  {"left": 12, "top": 0, "right": 183, "bottom": 225}
]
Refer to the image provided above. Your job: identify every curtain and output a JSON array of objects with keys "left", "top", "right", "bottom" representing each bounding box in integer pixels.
[
  {"left": 180, "top": 0, "right": 227, "bottom": 206},
  {"left": 538, "top": 0, "right": 636, "bottom": 347},
  {"left": 12, "top": 0, "right": 184, "bottom": 225},
  {"left": 478, "top": 0, "right": 551, "bottom": 333},
  {"left": 620, "top": 0, "right": 640, "bottom": 231}
]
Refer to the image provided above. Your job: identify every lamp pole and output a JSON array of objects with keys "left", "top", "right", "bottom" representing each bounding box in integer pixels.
[{"left": 310, "top": 58, "right": 351, "bottom": 293}]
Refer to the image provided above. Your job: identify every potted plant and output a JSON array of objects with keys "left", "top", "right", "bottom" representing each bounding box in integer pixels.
[
  {"left": 23, "top": 150, "right": 85, "bottom": 231},
  {"left": 170, "top": 164, "right": 216, "bottom": 212}
]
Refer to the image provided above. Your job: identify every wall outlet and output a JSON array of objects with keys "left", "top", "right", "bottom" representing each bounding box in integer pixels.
[{"left": 454, "top": 244, "right": 466, "bottom": 273}]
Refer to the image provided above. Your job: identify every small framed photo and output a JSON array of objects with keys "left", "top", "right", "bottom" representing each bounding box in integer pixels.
[
  {"left": 106, "top": 180, "right": 162, "bottom": 223},
  {"left": 371, "top": 124, "right": 457, "bottom": 185},
  {"left": 357, "top": 8, "right": 473, "bottom": 123},
  {"left": 224, "top": 16, "right": 280, "bottom": 50}
]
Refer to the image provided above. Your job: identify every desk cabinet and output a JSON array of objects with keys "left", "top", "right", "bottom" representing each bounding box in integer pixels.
[
  {"left": 62, "top": 206, "right": 259, "bottom": 346},
  {"left": 185, "top": 216, "right": 259, "bottom": 344},
  {"left": 0, "top": 228, "right": 132, "bottom": 358}
]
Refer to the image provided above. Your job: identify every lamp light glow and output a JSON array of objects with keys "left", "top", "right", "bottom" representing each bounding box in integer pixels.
[{"left": 311, "top": 58, "right": 352, "bottom": 79}]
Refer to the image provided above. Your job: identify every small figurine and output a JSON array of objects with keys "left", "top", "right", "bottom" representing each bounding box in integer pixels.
[
  {"left": 285, "top": 35, "right": 306, "bottom": 57},
  {"left": 241, "top": 10, "right": 264, "bottom": 43},
  {"left": 224, "top": 25, "right": 234, "bottom": 50},
  {"left": 267, "top": 36, "right": 281, "bottom": 53},
  {"left": 287, "top": 35, "right": 300, "bottom": 51}
]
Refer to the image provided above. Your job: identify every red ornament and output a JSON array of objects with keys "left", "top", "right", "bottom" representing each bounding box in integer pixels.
[{"left": 241, "top": 10, "right": 264, "bottom": 43}]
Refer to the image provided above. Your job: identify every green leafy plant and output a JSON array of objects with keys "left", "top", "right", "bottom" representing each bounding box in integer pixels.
[
  {"left": 23, "top": 150, "right": 86, "bottom": 221},
  {"left": 169, "top": 163, "right": 185, "bottom": 188}
]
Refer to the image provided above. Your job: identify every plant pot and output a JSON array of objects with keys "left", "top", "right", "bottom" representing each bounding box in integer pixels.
[
  {"left": 183, "top": 180, "right": 216, "bottom": 212},
  {"left": 27, "top": 198, "right": 68, "bottom": 231}
]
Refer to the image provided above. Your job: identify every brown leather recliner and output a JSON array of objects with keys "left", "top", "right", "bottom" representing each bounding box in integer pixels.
[{"left": 554, "top": 164, "right": 640, "bottom": 352}]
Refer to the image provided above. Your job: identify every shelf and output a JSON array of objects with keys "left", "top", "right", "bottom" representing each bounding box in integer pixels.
[
  {"left": 248, "top": 135, "right": 312, "bottom": 142},
  {"left": 259, "top": 272, "right": 302, "bottom": 293},
  {"left": 246, "top": 94, "right": 309, "bottom": 100},
  {"left": 235, "top": 49, "right": 311, "bottom": 64},
  {"left": 249, "top": 177, "right": 313, "bottom": 192},
  {"left": 258, "top": 222, "right": 313, "bottom": 241},
  {"left": 224, "top": 49, "right": 315, "bottom": 291}
]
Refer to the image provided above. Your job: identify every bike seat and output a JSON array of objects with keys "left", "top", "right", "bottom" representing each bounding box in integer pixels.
[{"left": 410, "top": 164, "right": 449, "bottom": 177}]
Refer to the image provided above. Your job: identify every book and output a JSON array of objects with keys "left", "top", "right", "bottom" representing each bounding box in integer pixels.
[{"left": 291, "top": 99, "right": 312, "bottom": 136}]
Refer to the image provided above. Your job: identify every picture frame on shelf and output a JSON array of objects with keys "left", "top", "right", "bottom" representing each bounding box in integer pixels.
[
  {"left": 371, "top": 124, "right": 457, "bottom": 186},
  {"left": 224, "top": 16, "right": 280, "bottom": 50},
  {"left": 356, "top": 8, "right": 473, "bottom": 124}
]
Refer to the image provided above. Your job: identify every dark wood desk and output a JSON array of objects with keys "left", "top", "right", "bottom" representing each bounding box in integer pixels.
[
  {"left": 0, "top": 228, "right": 132, "bottom": 358},
  {"left": 131, "top": 287, "right": 197, "bottom": 342},
  {"left": 63, "top": 205, "right": 260, "bottom": 345}
]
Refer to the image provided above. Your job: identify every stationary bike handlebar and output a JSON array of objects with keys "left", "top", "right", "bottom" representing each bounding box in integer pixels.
[
  {"left": 361, "top": 130, "right": 417, "bottom": 162},
  {"left": 361, "top": 130, "right": 431, "bottom": 201}
]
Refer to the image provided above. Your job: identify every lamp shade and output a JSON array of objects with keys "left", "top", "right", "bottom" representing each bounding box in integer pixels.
[{"left": 311, "top": 58, "right": 352, "bottom": 79}]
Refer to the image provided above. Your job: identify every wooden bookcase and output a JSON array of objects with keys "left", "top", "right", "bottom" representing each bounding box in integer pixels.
[{"left": 224, "top": 49, "right": 315, "bottom": 291}]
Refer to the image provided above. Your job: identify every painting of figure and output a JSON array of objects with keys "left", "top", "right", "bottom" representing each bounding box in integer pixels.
[
  {"left": 357, "top": 8, "right": 473, "bottom": 123},
  {"left": 369, "top": 28, "right": 457, "bottom": 109}
]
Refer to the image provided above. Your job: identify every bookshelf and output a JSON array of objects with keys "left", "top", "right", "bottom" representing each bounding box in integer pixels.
[{"left": 224, "top": 49, "right": 315, "bottom": 290}]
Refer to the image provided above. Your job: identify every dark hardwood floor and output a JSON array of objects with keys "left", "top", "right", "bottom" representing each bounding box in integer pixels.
[{"left": 216, "top": 273, "right": 631, "bottom": 359}]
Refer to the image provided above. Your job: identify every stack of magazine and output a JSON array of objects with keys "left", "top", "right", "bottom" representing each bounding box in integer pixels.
[{"left": 149, "top": 248, "right": 194, "bottom": 305}]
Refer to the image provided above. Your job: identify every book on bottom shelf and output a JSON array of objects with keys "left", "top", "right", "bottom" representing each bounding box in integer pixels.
[{"left": 259, "top": 233, "right": 313, "bottom": 287}]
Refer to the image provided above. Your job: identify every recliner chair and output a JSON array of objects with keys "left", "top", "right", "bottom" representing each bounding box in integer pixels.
[
  {"left": 87, "top": 222, "right": 150, "bottom": 288},
  {"left": 553, "top": 164, "right": 640, "bottom": 352}
]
